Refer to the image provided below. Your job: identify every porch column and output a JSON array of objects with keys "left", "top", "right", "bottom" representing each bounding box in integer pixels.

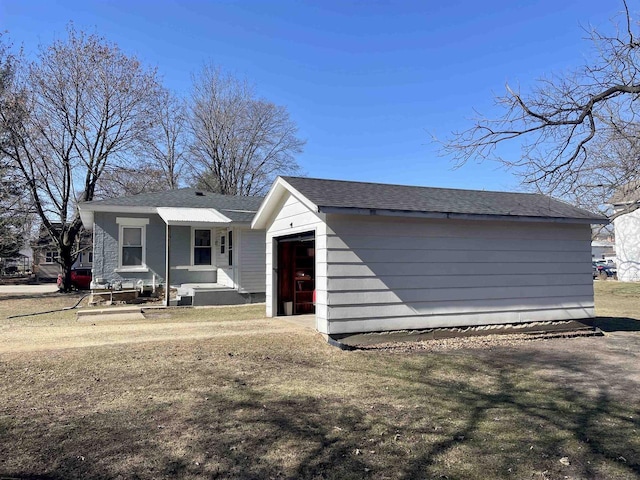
[{"left": 164, "top": 223, "right": 171, "bottom": 306}]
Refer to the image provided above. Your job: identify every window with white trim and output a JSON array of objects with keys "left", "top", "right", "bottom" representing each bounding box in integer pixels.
[
  {"left": 116, "top": 217, "right": 149, "bottom": 269},
  {"left": 121, "top": 227, "right": 143, "bottom": 266},
  {"left": 228, "top": 230, "right": 233, "bottom": 266},
  {"left": 44, "top": 250, "right": 59, "bottom": 264},
  {"left": 193, "top": 229, "right": 212, "bottom": 265},
  {"left": 220, "top": 235, "right": 225, "bottom": 254}
]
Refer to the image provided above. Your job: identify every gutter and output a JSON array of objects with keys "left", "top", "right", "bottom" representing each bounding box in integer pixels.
[{"left": 316, "top": 206, "right": 608, "bottom": 225}]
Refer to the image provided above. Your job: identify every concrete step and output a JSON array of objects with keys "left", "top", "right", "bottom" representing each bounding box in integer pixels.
[
  {"left": 77, "top": 306, "right": 143, "bottom": 317},
  {"left": 192, "top": 289, "right": 249, "bottom": 306}
]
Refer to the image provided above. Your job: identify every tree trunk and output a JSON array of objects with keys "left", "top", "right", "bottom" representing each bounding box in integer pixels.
[{"left": 59, "top": 243, "right": 75, "bottom": 293}]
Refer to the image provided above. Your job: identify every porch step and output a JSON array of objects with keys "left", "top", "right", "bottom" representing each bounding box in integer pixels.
[
  {"left": 77, "top": 306, "right": 143, "bottom": 317},
  {"left": 177, "top": 295, "right": 193, "bottom": 306},
  {"left": 77, "top": 306, "right": 145, "bottom": 321},
  {"left": 192, "top": 289, "right": 249, "bottom": 306}
]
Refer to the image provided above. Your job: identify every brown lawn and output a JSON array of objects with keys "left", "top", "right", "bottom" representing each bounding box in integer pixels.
[{"left": 0, "top": 282, "right": 639, "bottom": 479}]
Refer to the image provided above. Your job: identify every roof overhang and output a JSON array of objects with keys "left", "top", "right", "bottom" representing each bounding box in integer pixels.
[
  {"left": 78, "top": 203, "right": 246, "bottom": 229},
  {"left": 317, "top": 206, "right": 608, "bottom": 224},
  {"left": 251, "top": 177, "right": 319, "bottom": 229},
  {"left": 78, "top": 204, "right": 158, "bottom": 229}
]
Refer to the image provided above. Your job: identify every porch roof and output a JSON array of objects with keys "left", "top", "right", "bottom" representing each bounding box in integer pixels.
[{"left": 156, "top": 207, "right": 232, "bottom": 226}]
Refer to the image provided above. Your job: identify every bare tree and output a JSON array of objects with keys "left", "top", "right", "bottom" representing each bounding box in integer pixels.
[
  {"left": 187, "top": 64, "right": 305, "bottom": 196},
  {"left": 97, "top": 89, "right": 187, "bottom": 197},
  {"left": 0, "top": 27, "right": 161, "bottom": 290},
  {"left": 139, "top": 88, "right": 186, "bottom": 189},
  {"left": 96, "top": 164, "right": 176, "bottom": 198},
  {"left": 442, "top": 1, "right": 640, "bottom": 217},
  {"left": 0, "top": 34, "right": 30, "bottom": 260}
]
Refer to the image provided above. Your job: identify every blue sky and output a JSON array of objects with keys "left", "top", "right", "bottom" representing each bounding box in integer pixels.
[{"left": 0, "top": 0, "right": 624, "bottom": 192}]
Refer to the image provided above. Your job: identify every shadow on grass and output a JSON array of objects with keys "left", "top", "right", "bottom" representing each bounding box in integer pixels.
[
  {"left": 592, "top": 316, "right": 640, "bottom": 332},
  {"left": 1, "top": 341, "right": 639, "bottom": 479},
  {"left": 0, "top": 292, "right": 83, "bottom": 303}
]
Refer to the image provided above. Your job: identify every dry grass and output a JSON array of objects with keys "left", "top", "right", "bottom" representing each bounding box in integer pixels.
[{"left": 0, "top": 283, "right": 639, "bottom": 479}]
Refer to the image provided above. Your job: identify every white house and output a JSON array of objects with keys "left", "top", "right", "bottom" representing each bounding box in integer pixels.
[
  {"left": 610, "top": 185, "right": 640, "bottom": 282},
  {"left": 252, "top": 177, "right": 608, "bottom": 342}
]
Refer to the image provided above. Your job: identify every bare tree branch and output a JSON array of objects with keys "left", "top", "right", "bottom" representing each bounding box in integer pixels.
[
  {"left": 186, "top": 64, "right": 305, "bottom": 196},
  {"left": 440, "top": 4, "right": 640, "bottom": 215}
]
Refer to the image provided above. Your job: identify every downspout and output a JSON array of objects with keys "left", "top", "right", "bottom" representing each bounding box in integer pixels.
[{"left": 164, "top": 223, "right": 171, "bottom": 306}]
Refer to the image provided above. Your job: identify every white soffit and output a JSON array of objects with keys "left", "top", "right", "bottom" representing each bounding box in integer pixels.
[{"left": 156, "top": 207, "right": 232, "bottom": 225}]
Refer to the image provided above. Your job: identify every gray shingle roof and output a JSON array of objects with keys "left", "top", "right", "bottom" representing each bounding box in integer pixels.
[
  {"left": 282, "top": 177, "right": 607, "bottom": 222},
  {"left": 80, "top": 188, "right": 264, "bottom": 223}
]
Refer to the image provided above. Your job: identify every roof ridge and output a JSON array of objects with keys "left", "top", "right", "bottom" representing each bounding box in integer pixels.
[
  {"left": 281, "top": 176, "right": 540, "bottom": 196},
  {"left": 279, "top": 176, "right": 607, "bottom": 222}
]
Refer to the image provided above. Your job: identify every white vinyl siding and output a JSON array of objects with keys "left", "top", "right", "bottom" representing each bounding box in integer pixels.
[
  {"left": 264, "top": 192, "right": 327, "bottom": 330},
  {"left": 237, "top": 228, "right": 266, "bottom": 293},
  {"left": 324, "top": 214, "right": 594, "bottom": 335}
]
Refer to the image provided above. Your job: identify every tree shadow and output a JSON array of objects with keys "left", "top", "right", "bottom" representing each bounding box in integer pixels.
[
  {"left": 1, "top": 338, "right": 639, "bottom": 479},
  {"left": 592, "top": 316, "right": 640, "bottom": 332}
]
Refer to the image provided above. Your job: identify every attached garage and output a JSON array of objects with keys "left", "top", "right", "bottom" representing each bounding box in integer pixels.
[{"left": 252, "top": 176, "right": 608, "bottom": 340}]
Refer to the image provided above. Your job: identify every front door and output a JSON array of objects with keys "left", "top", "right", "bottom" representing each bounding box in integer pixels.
[{"left": 217, "top": 228, "right": 235, "bottom": 288}]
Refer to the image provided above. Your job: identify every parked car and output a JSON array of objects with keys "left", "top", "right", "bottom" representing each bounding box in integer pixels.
[
  {"left": 71, "top": 268, "right": 92, "bottom": 289},
  {"left": 592, "top": 261, "right": 617, "bottom": 280},
  {"left": 594, "top": 259, "right": 616, "bottom": 267},
  {"left": 57, "top": 268, "right": 92, "bottom": 290}
]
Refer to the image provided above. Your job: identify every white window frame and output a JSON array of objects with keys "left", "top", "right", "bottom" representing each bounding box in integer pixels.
[
  {"left": 115, "top": 217, "right": 149, "bottom": 272},
  {"left": 190, "top": 227, "right": 214, "bottom": 269},
  {"left": 44, "top": 250, "right": 59, "bottom": 264}
]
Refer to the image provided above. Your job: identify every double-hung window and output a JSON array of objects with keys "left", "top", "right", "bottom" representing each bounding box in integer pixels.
[
  {"left": 193, "top": 229, "right": 212, "bottom": 265},
  {"left": 116, "top": 217, "right": 149, "bottom": 270},
  {"left": 121, "top": 227, "right": 143, "bottom": 266}
]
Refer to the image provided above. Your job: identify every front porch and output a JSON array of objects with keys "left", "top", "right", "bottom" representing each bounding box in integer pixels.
[{"left": 172, "top": 283, "right": 265, "bottom": 307}]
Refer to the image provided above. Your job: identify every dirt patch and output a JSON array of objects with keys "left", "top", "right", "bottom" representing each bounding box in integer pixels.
[{"left": 357, "top": 329, "right": 603, "bottom": 352}]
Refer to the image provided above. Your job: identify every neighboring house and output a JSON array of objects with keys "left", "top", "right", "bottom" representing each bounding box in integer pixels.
[
  {"left": 78, "top": 188, "right": 266, "bottom": 305},
  {"left": 32, "top": 224, "right": 93, "bottom": 281},
  {"left": 591, "top": 239, "right": 615, "bottom": 261},
  {"left": 252, "top": 177, "right": 608, "bottom": 341},
  {"left": 0, "top": 247, "right": 32, "bottom": 275},
  {"left": 610, "top": 184, "right": 640, "bottom": 281}
]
